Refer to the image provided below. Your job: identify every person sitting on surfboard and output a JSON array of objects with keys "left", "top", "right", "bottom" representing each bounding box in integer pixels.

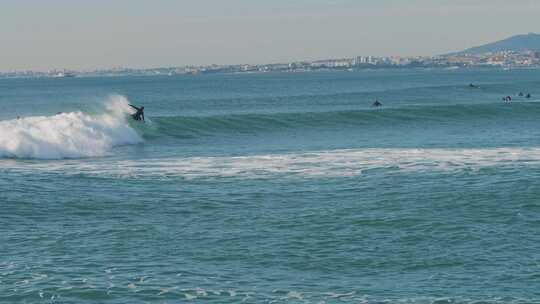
[
  {"left": 129, "top": 104, "right": 145, "bottom": 121},
  {"left": 372, "top": 99, "right": 382, "bottom": 107}
]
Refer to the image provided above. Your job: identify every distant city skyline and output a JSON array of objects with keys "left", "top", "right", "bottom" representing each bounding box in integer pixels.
[{"left": 1, "top": 0, "right": 539, "bottom": 71}]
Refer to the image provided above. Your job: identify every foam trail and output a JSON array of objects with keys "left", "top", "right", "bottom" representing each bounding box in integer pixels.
[
  {"left": 0, "top": 95, "right": 142, "bottom": 159},
  {"left": 5, "top": 147, "right": 540, "bottom": 179}
]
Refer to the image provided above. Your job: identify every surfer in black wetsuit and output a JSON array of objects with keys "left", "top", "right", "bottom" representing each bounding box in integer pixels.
[
  {"left": 372, "top": 99, "right": 382, "bottom": 107},
  {"left": 129, "top": 104, "right": 145, "bottom": 121},
  {"left": 526, "top": 93, "right": 531, "bottom": 99}
]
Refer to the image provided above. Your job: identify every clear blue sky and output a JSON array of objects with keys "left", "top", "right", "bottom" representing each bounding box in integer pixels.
[{"left": 1, "top": 0, "right": 539, "bottom": 71}]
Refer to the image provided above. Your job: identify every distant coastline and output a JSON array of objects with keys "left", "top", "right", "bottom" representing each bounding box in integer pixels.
[
  {"left": 2, "top": 51, "right": 540, "bottom": 79},
  {"left": 3, "top": 33, "right": 540, "bottom": 79}
]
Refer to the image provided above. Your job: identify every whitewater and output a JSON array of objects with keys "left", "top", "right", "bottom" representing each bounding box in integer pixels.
[
  {"left": 0, "top": 96, "right": 141, "bottom": 159},
  {"left": 4, "top": 147, "right": 540, "bottom": 180}
]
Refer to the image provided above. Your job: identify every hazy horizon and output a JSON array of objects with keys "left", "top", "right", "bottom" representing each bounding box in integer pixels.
[{"left": 1, "top": 0, "right": 539, "bottom": 71}]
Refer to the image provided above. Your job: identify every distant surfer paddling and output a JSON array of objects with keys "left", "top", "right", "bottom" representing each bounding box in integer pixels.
[
  {"left": 129, "top": 104, "right": 145, "bottom": 121},
  {"left": 372, "top": 99, "right": 382, "bottom": 107}
]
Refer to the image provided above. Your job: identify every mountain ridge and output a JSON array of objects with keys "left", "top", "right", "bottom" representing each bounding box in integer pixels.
[{"left": 453, "top": 33, "right": 540, "bottom": 55}]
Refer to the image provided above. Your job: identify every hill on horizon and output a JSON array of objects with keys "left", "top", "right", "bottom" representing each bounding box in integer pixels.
[{"left": 452, "top": 33, "right": 540, "bottom": 55}]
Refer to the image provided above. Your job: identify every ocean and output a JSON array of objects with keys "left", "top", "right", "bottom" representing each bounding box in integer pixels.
[{"left": 1, "top": 69, "right": 540, "bottom": 303}]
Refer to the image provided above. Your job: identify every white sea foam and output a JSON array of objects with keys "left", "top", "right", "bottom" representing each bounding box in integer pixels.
[
  {"left": 0, "top": 95, "right": 142, "bottom": 159},
  {"left": 4, "top": 147, "right": 540, "bottom": 179},
  {"left": 111, "top": 147, "right": 540, "bottom": 178}
]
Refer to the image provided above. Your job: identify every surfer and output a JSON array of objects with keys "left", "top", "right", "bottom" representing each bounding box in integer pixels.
[
  {"left": 129, "top": 104, "right": 145, "bottom": 121},
  {"left": 519, "top": 92, "right": 524, "bottom": 97},
  {"left": 503, "top": 96, "right": 512, "bottom": 102},
  {"left": 468, "top": 83, "right": 479, "bottom": 89},
  {"left": 372, "top": 99, "right": 382, "bottom": 107},
  {"left": 526, "top": 93, "right": 531, "bottom": 99}
]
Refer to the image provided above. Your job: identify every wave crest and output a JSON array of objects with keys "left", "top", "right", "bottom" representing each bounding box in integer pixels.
[
  {"left": 147, "top": 101, "right": 540, "bottom": 138},
  {"left": 0, "top": 95, "right": 142, "bottom": 159}
]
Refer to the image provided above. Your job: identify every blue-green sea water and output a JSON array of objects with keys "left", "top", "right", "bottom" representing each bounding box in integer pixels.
[{"left": 1, "top": 69, "right": 540, "bottom": 303}]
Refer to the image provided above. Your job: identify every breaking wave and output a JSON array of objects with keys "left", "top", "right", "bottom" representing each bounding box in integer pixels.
[{"left": 0, "top": 95, "right": 142, "bottom": 159}]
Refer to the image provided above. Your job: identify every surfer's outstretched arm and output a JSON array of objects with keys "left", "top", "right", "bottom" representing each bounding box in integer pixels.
[{"left": 129, "top": 104, "right": 140, "bottom": 111}]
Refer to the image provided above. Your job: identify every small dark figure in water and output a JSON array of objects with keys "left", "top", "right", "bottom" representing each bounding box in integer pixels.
[
  {"left": 469, "top": 83, "right": 479, "bottom": 89},
  {"left": 519, "top": 92, "right": 524, "bottom": 97},
  {"left": 372, "top": 99, "right": 382, "bottom": 107},
  {"left": 526, "top": 93, "right": 531, "bottom": 99},
  {"left": 129, "top": 104, "right": 145, "bottom": 121},
  {"left": 503, "top": 96, "right": 512, "bottom": 102}
]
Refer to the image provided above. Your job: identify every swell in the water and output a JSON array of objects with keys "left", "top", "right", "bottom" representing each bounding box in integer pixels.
[
  {"left": 0, "top": 95, "right": 142, "bottom": 159},
  {"left": 147, "top": 101, "right": 540, "bottom": 138}
]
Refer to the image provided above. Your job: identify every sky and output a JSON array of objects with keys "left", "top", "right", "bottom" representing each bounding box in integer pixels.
[{"left": 1, "top": 0, "right": 539, "bottom": 71}]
